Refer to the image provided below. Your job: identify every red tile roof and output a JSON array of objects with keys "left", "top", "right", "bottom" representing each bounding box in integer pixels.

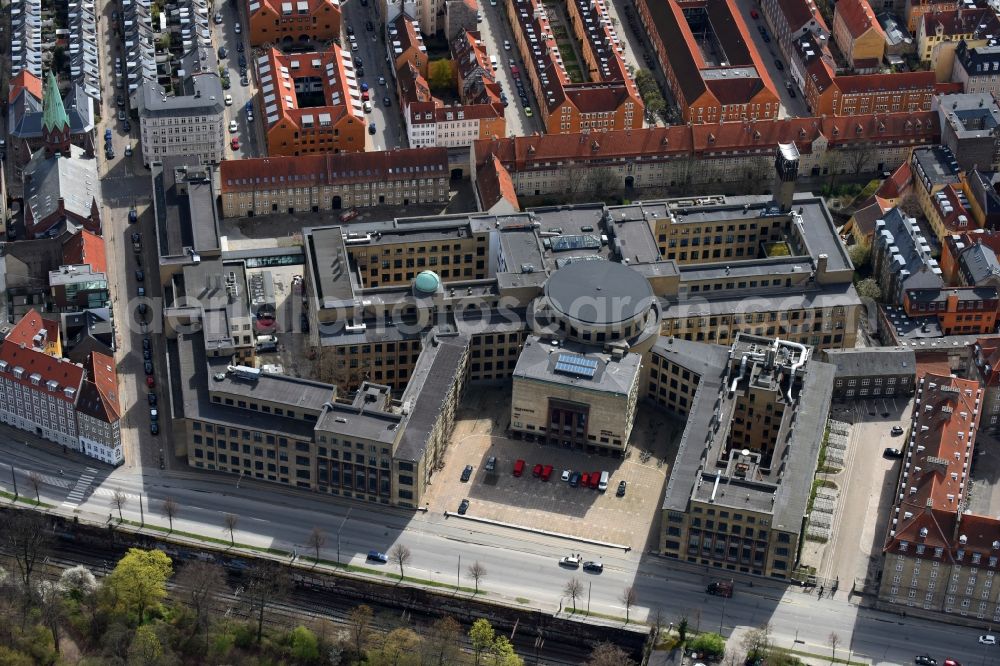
[
  {"left": 0, "top": 340, "right": 84, "bottom": 403},
  {"left": 249, "top": 0, "right": 339, "bottom": 17},
  {"left": 8, "top": 70, "right": 42, "bottom": 105},
  {"left": 883, "top": 373, "right": 983, "bottom": 561},
  {"left": 775, "top": 0, "right": 829, "bottom": 32},
  {"left": 220, "top": 148, "right": 450, "bottom": 192},
  {"left": 921, "top": 6, "right": 997, "bottom": 37},
  {"left": 62, "top": 229, "right": 107, "bottom": 274},
  {"left": 258, "top": 47, "right": 359, "bottom": 131},
  {"left": 833, "top": 71, "right": 936, "bottom": 95},
  {"left": 475, "top": 111, "right": 939, "bottom": 167},
  {"left": 835, "top": 0, "right": 884, "bottom": 39},
  {"left": 877, "top": 161, "right": 913, "bottom": 200},
  {"left": 4, "top": 309, "right": 59, "bottom": 348},
  {"left": 79, "top": 351, "right": 120, "bottom": 422},
  {"left": 476, "top": 154, "right": 520, "bottom": 212}
]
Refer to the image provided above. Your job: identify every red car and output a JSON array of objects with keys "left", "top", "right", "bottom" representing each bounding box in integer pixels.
[
  {"left": 230, "top": 137, "right": 240, "bottom": 150},
  {"left": 532, "top": 463, "right": 543, "bottom": 477},
  {"left": 541, "top": 464, "right": 553, "bottom": 481},
  {"left": 146, "top": 375, "right": 155, "bottom": 388},
  {"left": 589, "top": 472, "right": 600, "bottom": 489},
  {"left": 750, "top": 9, "right": 759, "bottom": 18},
  {"left": 581, "top": 472, "right": 590, "bottom": 487},
  {"left": 361, "top": 91, "right": 370, "bottom": 101}
]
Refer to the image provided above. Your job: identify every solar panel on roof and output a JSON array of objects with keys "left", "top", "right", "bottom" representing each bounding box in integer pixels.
[
  {"left": 557, "top": 353, "right": 598, "bottom": 368},
  {"left": 553, "top": 353, "right": 599, "bottom": 379}
]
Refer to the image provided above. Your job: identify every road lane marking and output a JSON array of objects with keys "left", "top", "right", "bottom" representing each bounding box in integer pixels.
[{"left": 61, "top": 467, "right": 99, "bottom": 508}]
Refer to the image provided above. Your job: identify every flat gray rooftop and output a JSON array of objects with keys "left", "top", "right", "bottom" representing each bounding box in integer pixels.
[
  {"left": 513, "top": 335, "right": 641, "bottom": 396},
  {"left": 206, "top": 355, "right": 335, "bottom": 414},
  {"left": 306, "top": 226, "right": 356, "bottom": 307},
  {"left": 315, "top": 401, "right": 403, "bottom": 445},
  {"left": 153, "top": 156, "right": 221, "bottom": 259},
  {"left": 822, "top": 347, "right": 916, "bottom": 377}
]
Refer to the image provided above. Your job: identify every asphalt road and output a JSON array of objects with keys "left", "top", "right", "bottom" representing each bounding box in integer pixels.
[
  {"left": 341, "top": 1, "right": 405, "bottom": 151},
  {"left": 0, "top": 432, "right": 988, "bottom": 666}
]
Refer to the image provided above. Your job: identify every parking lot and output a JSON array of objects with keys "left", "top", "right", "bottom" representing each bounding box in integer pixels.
[{"left": 424, "top": 386, "right": 682, "bottom": 550}]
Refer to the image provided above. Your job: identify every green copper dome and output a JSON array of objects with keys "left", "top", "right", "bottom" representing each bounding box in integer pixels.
[{"left": 414, "top": 270, "right": 441, "bottom": 294}]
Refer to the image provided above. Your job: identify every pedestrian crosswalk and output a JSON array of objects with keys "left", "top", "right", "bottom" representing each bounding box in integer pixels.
[{"left": 61, "top": 467, "right": 99, "bottom": 509}]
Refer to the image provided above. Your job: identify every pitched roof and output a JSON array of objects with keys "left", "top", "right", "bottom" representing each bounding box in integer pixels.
[
  {"left": 42, "top": 71, "right": 70, "bottom": 133},
  {"left": 9, "top": 70, "right": 42, "bottom": 105},
  {"left": 22, "top": 144, "right": 101, "bottom": 227},
  {"left": 258, "top": 47, "right": 360, "bottom": 131},
  {"left": 835, "top": 0, "right": 884, "bottom": 39},
  {"left": 78, "top": 351, "right": 120, "bottom": 422},
  {"left": 0, "top": 338, "right": 85, "bottom": 402},
  {"left": 220, "top": 148, "right": 450, "bottom": 192},
  {"left": 883, "top": 373, "right": 987, "bottom": 562},
  {"left": 476, "top": 154, "right": 519, "bottom": 212},
  {"left": 4, "top": 309, "right": 56, "bottom": 350},
  {"left": 877, "top": 161, "right": 913, "bottom": 200},
  {"left": 775, "top": 0, "right": 829, "bottom": 32},
  {"left": 834, "top": 71, "right": 936, "bottom": 95},
  {"left": 921, "top": 6, "right": 997, "bottom": 38},
  {"left": 61, "top": 229, "right": 107, "bottom": 273},
  {"left": 249, "top": 0, "right": 340, "bottom": 17}
]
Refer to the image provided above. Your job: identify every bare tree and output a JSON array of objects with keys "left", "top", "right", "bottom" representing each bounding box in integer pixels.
[
  {"left": 244, "top": 561, "right": 289, "bottom": 644},
  {"left": 174, "top": 561, "right": 225, "bottom": 638},
  {"left": 1, "top": 511, "right": 49, "bottom": 599},
  {"left": 161, "top": 497, "right": 179, "bottom": 533},
  {"left": 828, "top": 631, "right": 840, "bottom": 663},
  {"left": 348, "top": 604, "right": 373, "bottom": 662},
  {"left": 389, "top": 543, "right": 411, "bottom": 580},
  {"left": 27, "top": 472, "right": 43, "bottom": 505},
  {"left": 422, "top": 615, "right": 461, "bottom": 666},
  {"left": 112, "top": 489, "right": 128, "bottom": 522},
  {"left": 467, "top": 560, "right": 487, "bottom": 594},
  {"left": 223, "top": 513, "right": 239, "bottom": 546},
  {"left": 587, "top": 642, "right": 637, "bottom": 666},
  {"left": 563, "top": 577, "right": 583, "bottom": 613},
  {"left": 742, "top": 624, "right": 772, "bottom": 663},
  {"left": 621, "top": 585, "right": 637, "bottom": 624},
  {"left": 36, "top": 580, "right": 63, "bottom": 654},
  {"left": 306, "top": 527, "right": 327, "bottom": 566}
]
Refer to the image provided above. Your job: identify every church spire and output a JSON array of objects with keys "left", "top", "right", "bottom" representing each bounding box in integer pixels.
[{"left": 42, "top": 71, "right": 71, "bottom": 156}]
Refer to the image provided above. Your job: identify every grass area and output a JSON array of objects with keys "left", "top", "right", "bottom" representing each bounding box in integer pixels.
[
  {"left": 804, "top": 534, "right": 829, "bottom": 544},
  {"left": 1, "top": 492, "right": 55, "bottom": 509},
  {"left": 515, "top": 597, "right": 531, "bottom": 604},
  {"left": 557, "top": 44, "right": 585, "bottom": 83},
  {"left": 566, "top": 608, "right": 629, "bottom": 623},
  {"left": 764, "top": 241, "right": 792, "bottom": 257}
]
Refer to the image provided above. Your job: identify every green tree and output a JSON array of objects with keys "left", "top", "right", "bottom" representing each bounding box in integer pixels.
[
  {"left": 848, "top": 243, "right": 870, "bottom": 270},
  {"left": 855, "top": 277, "right": 882, "bottom": 301},
  {"left": 290, "top": 625, "right": 320, "bottom": 662},
  {"left": 677, "top": 616, "right": 689, "bottom": 643},
  {"left": 469, "top": 618, "right": 495, "bottom": 666},
  {"left": 128, "top": 624, "right": 164, "bottom": 664},
  {"left": 490, "top": 635, "right": 522, "bottom": 666},
  {"left": 428, "top": 59, "right": 454, "bottom": 92},
  {"left": 106, "top": 548, "right": 173, "bottom": 624},
  {"left": 688, "top": 632, "right": 725, "bottom": 659},
  {"left": 378, "top": 627, "right": 421, "bottom": 665}
]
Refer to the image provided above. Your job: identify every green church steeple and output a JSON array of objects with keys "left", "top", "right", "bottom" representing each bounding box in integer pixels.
[{"left": 42, "top": 72, "right": 70, "bottom": 134}]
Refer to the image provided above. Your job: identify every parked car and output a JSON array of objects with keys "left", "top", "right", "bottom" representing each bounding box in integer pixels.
[
  {"left": 774, "top": 59, "right": 784, "bottom": 70},
  {"left": 142, "top": 348, "right": 151, "bottom": 361},
  {"left": 383, "top": 96, "right": 391, "bottom": 107},
  {"left": 361, "top": 81, "right": 369, "bottom": 92},
  {"left": 229, "top": 120, "right": 238, "bottom": 133},
  {"left": 558, "top": 555, "right": 580, "bottom": 568},
  {"left": 913, "top": 658, "right": 936, "bottom": 666},
  {"left": 144, "top": 361, "right": 154, "bottom": 375},
  {"left": 883, "top": 447, "right": 903, "bottom": 459},
  {"left": 231, "top": 137, "right": 240, "bottom": 150},
  {"left": 532, "top": 463, "right": 543, "bottom": 477},
  {"left": 750, "top": 9, "right": 758, "bottom": 18},
  {"left": 150, "top": 422, "right": 159, "bottom": 435},
  {"left": 569, "top": 472, "right": 581, "bottom": 487},
  {"left": 143, "top": 338, "right": 151, "bottom": 351},
  {"left": 561, "top": 469, "right": 571, "bottom": 482},
  {"left": 237, "top": 40, "right": 245, "bottom": 52},
  {"left": 891, "top": 425, "right": 904, "bottom": 435},
  {"left": 979, "top": 635, "right": 996, "bottom": 645},
  {"left": 366, "top": 550, "right": 388, "bottom": 563},
  {"left": 146, "top": 375, "right": 155, "bottom": 388},
  {"left": 524, "top": 106, "right": 533, "bottom": 117},
  {"left": 589, "top": 472, "right": 600, "bottom": 489},
  {"left": 148, "top": 392, "right": 157, "bottom": 406},
  {"left": 368, "top": 121, "right": 376, "bottom": 134},
  {"left": 461, "top": 464, "right": 474, "bottom": 482},
  {"left": 485, "top": 456, "right": 496, "bottom": 472},
  {"left": 300, "top": 312, "right": 310, "bottom": 333},
  {"left": 378, "top": 75, "right": 386, "bottom": 85},
  {"left": 234, "top": 22, "right": 241, "bottom": 34},
  {"left": 135, "top": 269, "right": 144, "bottom": 281},
  {"left": 580, "top": 472, "right": 590, "bottom": 487},
  {"left": 214, "top": 11, "right": 223, "bottom": 23},
  {"left": 240, "top": 75, "right": 249, "bottom": 86},
  {"left": 218, "top": 46, "right": 227, "bottom": 59},
  {"left": 513, "top": 459, "right": 525, "bottom": 476},
  {"left": 149, "top": 408, "right": 158, "bottom": 421},
  {"left": 616, "top": 480, "right": 627, "bottom": 497},
  {"left": 458, "top": 499, "right": 470, "bottom": 515},
  {"left": 540, "top": 465, "right": 553, "bottom": 481},
  {"left": 582, "top": 560, "right": 603, "bottom": 573}
]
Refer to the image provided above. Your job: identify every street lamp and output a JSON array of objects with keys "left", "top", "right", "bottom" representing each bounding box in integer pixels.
[{"left": 336, "top": 507, "right": 352, "bottom": 566}]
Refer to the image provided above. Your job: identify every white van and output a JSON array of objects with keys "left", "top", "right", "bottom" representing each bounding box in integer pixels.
[
  {"left": 490, "top": 55, "right": 498, "bottom": 71},
  {"left": 598, "top": 470, "right": 609, "bottom": 492}
]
